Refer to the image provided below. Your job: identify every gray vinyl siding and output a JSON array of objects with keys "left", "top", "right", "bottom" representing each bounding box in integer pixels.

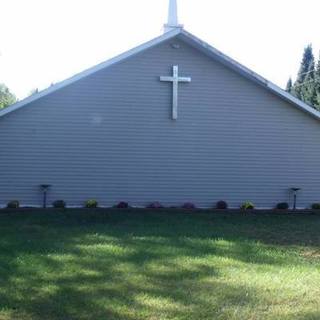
[{"left": 0, "top": 36, "right": 319, "bottom": 208}]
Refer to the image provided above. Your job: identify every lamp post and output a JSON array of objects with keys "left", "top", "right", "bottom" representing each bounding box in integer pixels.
[
  {"left": 291, "top": 188, "right": 301, "bottom": 210},
  {"left": 40, "top": 184, "right": 51, "bottom": 208}
]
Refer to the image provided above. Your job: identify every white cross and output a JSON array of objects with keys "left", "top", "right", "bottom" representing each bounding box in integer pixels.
[{"left": 160, "top": 65, "right": 191, "bottom": 120}]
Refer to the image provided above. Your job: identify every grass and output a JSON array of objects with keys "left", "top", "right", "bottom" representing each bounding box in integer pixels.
[{"left": 0, "top": 209, "right": 320, "bottom": 320}]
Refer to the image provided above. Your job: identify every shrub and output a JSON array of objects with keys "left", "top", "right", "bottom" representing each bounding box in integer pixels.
[
  {"left": 241, "top": 201, "right": 255, "bottom": 210},
  {"left": 276, "top": 202, "right": 289, "bottom": 210},
  {"left": 52, "top": 200, "right": 66, "bottom": 209},
  {"left": 7, "top": 200, "right": 20, "bottom": 209},
  {"left": 311, "top": 203, "right": 320, "bottom": 210},
  {"left": 216, "top": 200, "right": 228, "bottom": 210},
  {"left": 182, "top": 202, "right": 196, "bottom": 210},
  {"left": 147, "top": 202, "right": 164, "bottom": 209},
  {"left": 85, "top": 199, "right": 98, "bottom": 208},
  {"left": 116, "top": 202, "right": 129, "bottom": 209}
]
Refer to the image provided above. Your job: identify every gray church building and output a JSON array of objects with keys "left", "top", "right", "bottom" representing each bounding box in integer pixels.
[{"left": 1, "top": 0, "right": 320, "bottom": 209}]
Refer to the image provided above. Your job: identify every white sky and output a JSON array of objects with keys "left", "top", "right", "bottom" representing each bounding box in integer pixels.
[{"left": 0, "top": 0, "right": 319, "bottom": 99}]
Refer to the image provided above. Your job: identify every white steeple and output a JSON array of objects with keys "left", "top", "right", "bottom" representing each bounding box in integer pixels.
[{"left": 164, "top": 0, "right": 183, "bottom": 33}]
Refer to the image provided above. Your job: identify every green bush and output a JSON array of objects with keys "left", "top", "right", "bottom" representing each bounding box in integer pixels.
[
  {"left": 311, "top": 203, "right": 320, "bottom": 210},
  {"left": 241, "top": 201, "right": 255, "bottom": 210},
  {"left": 7, "top": 200, "right": 20, "bottom": 209},
  {"left": 276, "top": 202, "right": 289, "bottom": 210},
  {"left": 53, "top": 200, "right": 66, "bottom": 209},
  {"left": 85, "top": 199, "right": 98, "bottom": 208}
]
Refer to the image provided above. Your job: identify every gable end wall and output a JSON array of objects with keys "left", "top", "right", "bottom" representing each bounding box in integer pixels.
[{"left": 0, "top": 37, "right": 319, "bottom": 208}]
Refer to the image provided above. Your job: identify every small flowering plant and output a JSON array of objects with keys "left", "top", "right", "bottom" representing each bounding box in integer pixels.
[
  {"left": 147, "top": 202, "right": 164, "bottom": 209},
  {"left": 53, "top": 200, "right": 66, "bottom": 209},
  {"left": 116, "top": 202, "right": 129, "bottom": 209},
  {"left": 216, "top": 201, "right": 228, "bottom": 210},
  {"left": 7, "top": 200, "right": 20, "bottom": 209},
  {"left": 276, "top": 202, "right": 289, "bottom": 210},
  {"left": 240, "top": 201, "right": 255, "bottom": 211},
  {"left": 182, "top": 202, "right": 196, "bottom": 210},
  {"left": 85, "top": 199, "right": 98, "bottom": 208},
  {"left": 311, "top": 203, "right": 320, "bottom": 210}
]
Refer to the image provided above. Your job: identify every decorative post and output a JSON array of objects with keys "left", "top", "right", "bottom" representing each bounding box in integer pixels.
[
  {"left": 40, "top": 184, "right": 51, "bottom": 208},
  {"left": 291, "top": 188, "right": 301, "bottom": 210}
]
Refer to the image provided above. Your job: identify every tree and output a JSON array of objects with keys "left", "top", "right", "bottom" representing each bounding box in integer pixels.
[
  {"left": 290, "top": 44, "right": 320, "bottom": 109},
  {"left": 296, "top": 45, "right": 314, "bottom": 82},
  {"left": 0, "top": 83, "right": 16, "bottom": 109},
  {"left": 301, "top": 57, "right": 317, "bottom": 106},
  {"left": 286, "top": 78, "right": 293, "bottom": 92},
  {"left": 293, "top": 45, "right": 315, "bottom": 100},
  {"left": 315, "top": 54, "right": 320, "bottom": 109},
  {"left": 29, "top": 88, "right": 39, "bottom": 96}
]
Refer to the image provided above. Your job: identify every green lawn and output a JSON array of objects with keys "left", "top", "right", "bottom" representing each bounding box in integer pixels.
[{"left": 0, "top": 209, "right": 320, "bottom": 320}]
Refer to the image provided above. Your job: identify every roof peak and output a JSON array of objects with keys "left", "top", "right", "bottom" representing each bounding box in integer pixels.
[
  {"left": 164, "top": 0, "right": 183, "bottom": 33},
  {"left": 1, "top": 28, "right": 319, "bottom": 123}
]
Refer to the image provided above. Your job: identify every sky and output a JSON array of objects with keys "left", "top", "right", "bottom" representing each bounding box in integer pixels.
[{"left": 0, "top": 0, "right": 319, "bottom": 99}]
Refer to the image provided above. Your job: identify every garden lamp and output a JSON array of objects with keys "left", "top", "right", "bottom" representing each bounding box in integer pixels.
[{"left": 40, "top": 184, "right": 51, "bottom": 208}]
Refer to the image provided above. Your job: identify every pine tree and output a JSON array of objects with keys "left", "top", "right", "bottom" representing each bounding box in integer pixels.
[
  {"left": 29, "top": 88, "right": 39, "bottom": 96},
  {"left": 315, "top": 54, "right": 320, "bottom": 109},
  {"left": 294, "top": 45, "right": 315, "bottom": 100},
  {"left": 286, "top": 78, "right": 293, "bottom": 92},
  {"left": 301, "top": 58, "right": 317, "bottom": 106}
]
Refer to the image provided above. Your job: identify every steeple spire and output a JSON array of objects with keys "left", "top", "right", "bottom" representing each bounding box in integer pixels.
[{"left": 164, "top": 0, "right": 183, "bottom": 33}]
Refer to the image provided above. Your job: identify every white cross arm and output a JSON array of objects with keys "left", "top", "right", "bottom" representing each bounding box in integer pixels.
[
  {"left": 160, "top": 76, "right": 174, "bottom": 81},
  {"left": 178, "top": 77, "right": 191, "bottom": 82},
  {"left": 160, "top": 76, "right": 191, "bottom": 82}
]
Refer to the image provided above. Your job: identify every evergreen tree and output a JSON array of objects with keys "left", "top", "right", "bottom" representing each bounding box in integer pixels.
[
  {"left": 315, "top": 54, "right": 320, "bottom": 109},
  {"left": 286, "top": 78, "right": 293, "bottom": 92},
  {"left": 29, "top": 88, "right": 39, "bottom": 96},
  {"left": 300, "top": 58, "right": 317, "bottom": 106},
  {"left": 293, "top": 45, "right": 315, "bottom": 100}
]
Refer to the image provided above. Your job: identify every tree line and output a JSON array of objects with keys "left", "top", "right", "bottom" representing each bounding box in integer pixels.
[
  {"left": 0, "top": 83, "right": 16, "bottom": 109},
  {"left": 0, "top": 84, "right": 40, "bottom": 109},
  {"left": 286, "top": 45, "right": 320, "bottom": 110}
]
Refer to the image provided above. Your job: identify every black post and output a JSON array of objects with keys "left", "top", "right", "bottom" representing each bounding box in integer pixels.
[
  {"left": 291, "top": 188, "right": 301, "bottom": 211},
  {"left": 293, "top": 193, "right": 297, "bottom": 210},
  {"left": 40, "top": 185, "right": 51, "bottom": 209},
  {"left": 43, "top": 189, "right": 47, "bottom": 208}
]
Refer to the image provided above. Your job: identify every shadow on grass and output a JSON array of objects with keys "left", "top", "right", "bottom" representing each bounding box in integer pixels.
[{"left": 0, "top": 210, "right": 320, "bottom": 319}]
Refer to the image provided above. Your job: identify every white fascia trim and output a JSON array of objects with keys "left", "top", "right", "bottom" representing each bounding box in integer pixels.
[
  {"left": 179, "top": 30, "right": 268, "bottom": 85},
  {"left": 266, "top": 82, "right": 320, "bottom": 120},
  {"left": 0, "top": 28, "right": 182, "bottom": 119},
  {"left": 179, "top": 30, "right": 320, "bottom": 121}
]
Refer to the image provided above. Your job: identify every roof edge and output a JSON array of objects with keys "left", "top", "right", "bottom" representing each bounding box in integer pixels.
[
  {"left": 0, "top": 28, "right": 182, "bottom": 118},
  {"left": 1, "top": 27, "right": 320, "bottom": 122},
  {"left": 178, "top": 29, "right": 320, "bottom": 121}
]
